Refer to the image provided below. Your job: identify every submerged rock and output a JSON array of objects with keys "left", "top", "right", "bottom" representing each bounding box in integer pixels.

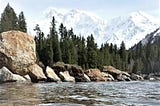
[{"left": 0, "top": 67, "right": 27, "bottom": 83}]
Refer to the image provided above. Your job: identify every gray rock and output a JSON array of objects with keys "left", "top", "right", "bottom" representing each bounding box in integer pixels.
[
  {"left": 0, "top": 67, "right": 26, "bottom": 83},
  {"left": 28, "top": 64, "right": 47, "bottom": 82},
  {"left": 117, "top": 74, "right": 131, "bottom": 81},
  {"left": 131, "top": 73, "right": 144, "bottom": 80},
  {"left": 59, "top": 71, "right": 75, "bottom": 82},
  {"left": 45, "top": 66, "right": 61, "bottom": 82},
  {"left": 101, "top": 72, "right": 114, "bottom": 81}
]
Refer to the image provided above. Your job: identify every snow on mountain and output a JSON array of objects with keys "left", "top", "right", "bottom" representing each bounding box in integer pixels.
[
  {"left": 103, "top": 11, "right": 160, "bottom": 49},
  {"left": 141, "top": 28, "right": 160, "bottom": 45},
  {"left": 27, "top": 8, "right": 107, "bottom": 45},
  {"left": 27, "top": 8, "right": 160, "bottom": 49}
]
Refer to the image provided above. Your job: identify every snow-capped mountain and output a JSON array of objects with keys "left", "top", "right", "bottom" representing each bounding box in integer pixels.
[
  {"left": 27, "top": 8, "right": 160, "bottom": 49},
  {"left": 103, "top": 11, "right": 160, "bottom": 49},
  {"left": 27, "top": 8, "right": 107, "bottom": 45},
  {"left": 141, "top": 28, "right": 160, "bottom": 45}
]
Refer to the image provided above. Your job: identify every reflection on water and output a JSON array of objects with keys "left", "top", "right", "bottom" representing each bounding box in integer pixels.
[{"left": 0, "top": 81, "right": 160, "bottom": 106}]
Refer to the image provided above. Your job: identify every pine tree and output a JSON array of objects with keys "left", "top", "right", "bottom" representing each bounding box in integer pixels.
[
  {"left": 68, "top": 28, "right": 77, "bottom": 64},
  {"left": 59, "top": 23, "right": 70, "bottom": 63},
  {"left": 0, "top": 3, "right": 18, "bottom": 32},
  {"left": 18, "top": 11, "right": 27, "bottom": 32},
  {"left": 86, "top": 34, "right": 98, "bottom": 68},
  {"left": 34, "top": 24, "right": 44, "bottom": 62},
  {"left": 41, "top": 36, "right": 53, "bottom": 66},
  {"left": 77, "top": 37, "right": 87, "bottom": 69},
  {"left": 119, "top": 41, "right": 127, "bottom": 70},
  {"left": 50, "top": 16, "right": 62, "bottom": 62}
]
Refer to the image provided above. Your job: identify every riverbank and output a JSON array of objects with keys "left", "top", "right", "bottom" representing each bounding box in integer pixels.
[{"left": 0, "top": 30, "right": 158, "bottom": 84}]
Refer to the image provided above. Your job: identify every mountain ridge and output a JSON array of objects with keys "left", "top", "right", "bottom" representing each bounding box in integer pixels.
[{"left": 27, "top": 8, "right": 160, "bottom": 49}]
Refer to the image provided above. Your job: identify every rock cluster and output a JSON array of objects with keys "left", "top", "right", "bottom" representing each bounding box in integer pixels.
[
  {"left": 0, "top": 31, "right": 46, "bottom": 83},
  {"left": 51, "top": 62, "right": 89, "bottom": 82},
  {"left": 0, "top": 31, "right": 145, "bottom": 84}
]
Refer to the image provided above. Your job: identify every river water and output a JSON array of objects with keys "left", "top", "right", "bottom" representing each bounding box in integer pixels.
[{"left": 0, "top": 81, "right": 160, "bottom": 106}]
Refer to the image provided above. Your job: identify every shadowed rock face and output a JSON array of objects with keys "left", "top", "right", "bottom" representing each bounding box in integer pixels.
[{"left": 0, "top": 30, "right": 36, "bottom": 75}]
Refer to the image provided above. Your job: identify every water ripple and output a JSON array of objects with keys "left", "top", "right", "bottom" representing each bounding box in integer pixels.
[{"left": 0, "top": 81, "right": 160, "bottom": 106}]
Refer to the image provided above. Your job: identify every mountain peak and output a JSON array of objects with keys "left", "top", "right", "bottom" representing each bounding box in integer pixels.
[
  {"left": 129, "top": 11, "right": 157, "bottom": 24},
  {"left": 103, "top": 11, "right": 160, "bottom": 49},
  {"left": 28, "top": 9, "right": 160, "bottom": 49}
]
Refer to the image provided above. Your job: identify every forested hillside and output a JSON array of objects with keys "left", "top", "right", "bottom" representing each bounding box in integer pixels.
[
  {"left": 129, "top": 28, "right": 160, "bottom": 75},
  {"left": 1, "top": 4, "right": 160, "bottom": 75}
]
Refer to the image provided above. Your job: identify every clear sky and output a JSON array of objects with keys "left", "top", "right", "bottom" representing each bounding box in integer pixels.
[{"left": 0, "top": 0, "right": 159, "bottom": 20}]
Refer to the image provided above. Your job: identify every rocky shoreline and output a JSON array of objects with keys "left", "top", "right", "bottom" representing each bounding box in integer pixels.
[{"left": 0, "top": 30, "right": 157, "bottom": 84}]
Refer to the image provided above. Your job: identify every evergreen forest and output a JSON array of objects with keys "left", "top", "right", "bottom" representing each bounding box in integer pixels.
[{"left": 0, "top": 4, "right": 160, "bottom": 75}]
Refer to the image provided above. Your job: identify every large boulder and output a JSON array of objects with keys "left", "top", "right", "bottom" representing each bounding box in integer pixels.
[
  {"left": 59, "top": 71, "right": 75, "bottom": 82},
  {"left": 28, "top": 64, "right": 46, "bottom": 82},
  {"left": 103, "top": 66, "right": 131, "bottom": 81},
  {"left": 0, "top": 31, "right": 36, "bottom": 75},
  {"left": 0, "top": 67, "right": 27, "bottom": 83},
  {"left": 85, "top": 69, "right": 105, "bottom": 81},
  {"left": 45, "top": 66, "right": 61, "bottom": 82},
  {"left": 52, "top": 62, "right": 89, "bottom": 82}
]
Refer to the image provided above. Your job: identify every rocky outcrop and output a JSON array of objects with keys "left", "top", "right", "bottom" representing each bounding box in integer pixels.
[
  {"left": 0, "top": 31, "right": 36, "bottom": 75},
  {"left": 117, "top": 74, "right": 131, "bottom": 81},
  {"left": 0, "top": 67, "right": 27, "bottom": 83},
  {"left": 0, "top": 31, "right": 47, "bottom": 83},
  {"left": 85, "top": 69, "right": 105, "bottom": 81},
  {"left": 103, "top": 66, "right": 131, "bottom": 81},
  {"left": 131, "top": 73, "right": 144, "bottom": 80},
  {"left": 45, "top": 66, "right": 61, "bottom": 82},
  {"left": 52, "top": 62, "right": 89, "bottom": 82},
  {"left": 28, "top": 64, "right": 46, "bottom": 82},
  {"left": 101, "top": 72, "right": 114, "bottom": 81},
  {"left": 59, "top": 71, "right": 75, "bottom": 82}
]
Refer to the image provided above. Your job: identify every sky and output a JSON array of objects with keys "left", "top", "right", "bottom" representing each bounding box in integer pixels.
[{"left": 0, "top": 0, "right": 159, "bottom": 20}]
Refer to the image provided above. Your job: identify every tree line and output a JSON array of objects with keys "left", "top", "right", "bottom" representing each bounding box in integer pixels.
[
  {"left": 34, "top": 16, "right": 129, "bottom": 71},
  {"left": 1, "top": 4, "right": 160, "bottom": 75},
  {"left": 0, "top": 3, "right": 27, "bottom": 33}
]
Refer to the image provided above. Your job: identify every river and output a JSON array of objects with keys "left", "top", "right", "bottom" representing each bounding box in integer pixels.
[{"left": 0, "top": 81, "right": 160, "bottom": 106}]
